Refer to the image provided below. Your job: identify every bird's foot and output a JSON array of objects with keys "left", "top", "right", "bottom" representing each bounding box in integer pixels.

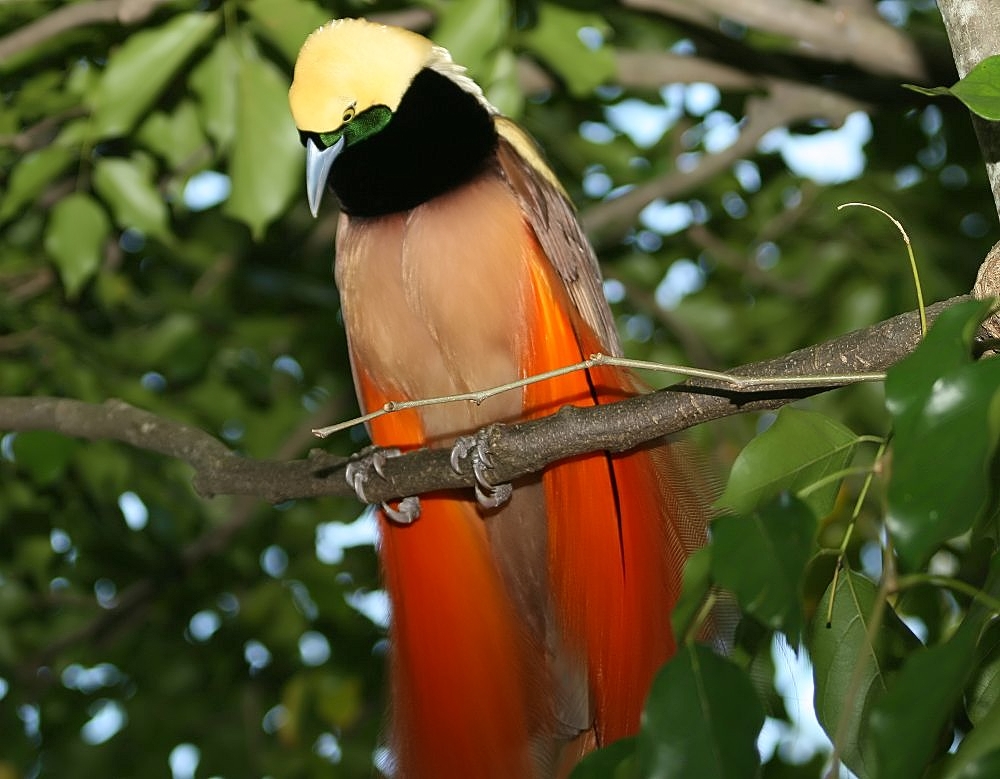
[
  {"left": 344, "top": 447, "right": 420, "bottom": 525},
  {"left": 450, "top": 432, "right": 513, "bottom": 509}
]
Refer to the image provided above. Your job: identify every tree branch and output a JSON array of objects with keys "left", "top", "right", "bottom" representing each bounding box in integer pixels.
[
  {"left": 581, "top": 79, "right": 865, "bottom": 247},
  {"left": 615, "top": 49, "right": 759, "bottom": 91},
  {"left": 0, "top": 297, "right": 967, "bottom": 507},
  {"left": 0, "top": 0, "right": 174, "bottom": 61},
  {"left": 623, "top": 0, "right": 929, "bottom": 81},
  {"left": 936, "top": 0, "right": 1000, "bottom": 220}
]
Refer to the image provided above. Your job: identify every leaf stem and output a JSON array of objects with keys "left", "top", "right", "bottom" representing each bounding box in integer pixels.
[
  {"left": 838, "top": 202, "right": 926, "bottom": 336},
  {"left": 894, "top": 573, "right": 1000, "bottom": 616}
]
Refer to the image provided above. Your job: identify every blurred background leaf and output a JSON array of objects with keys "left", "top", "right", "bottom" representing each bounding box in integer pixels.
[{"left": 1, "top": 0, "right": 998, "bottom": 776}]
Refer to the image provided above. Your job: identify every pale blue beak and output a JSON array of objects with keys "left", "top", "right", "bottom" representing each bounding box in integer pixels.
[{"left": 305, "top": 136, "right": 345, "bottom": 217}]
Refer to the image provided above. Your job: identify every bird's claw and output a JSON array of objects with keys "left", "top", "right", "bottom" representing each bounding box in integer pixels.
[
  {"left": 344, "top": 447, "right": 421, "bottom": 525},
  {"left": 381, "top": 496, "right": 421, "bottom": 525},
  {"left": 345, "top": 447, "right": 397, "bottom": 502},
  {"left": 450, "top": 433, "right": 513, "bottom": 509}
]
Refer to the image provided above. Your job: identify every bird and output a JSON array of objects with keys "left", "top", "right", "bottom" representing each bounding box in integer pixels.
[{"left": 289, "top": 18, "right": 706, "bottom": 779}]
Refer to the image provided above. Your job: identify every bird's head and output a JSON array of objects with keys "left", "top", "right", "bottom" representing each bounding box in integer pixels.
[{"left": 289, "top": 18, "right": 494, "bottom": 217}]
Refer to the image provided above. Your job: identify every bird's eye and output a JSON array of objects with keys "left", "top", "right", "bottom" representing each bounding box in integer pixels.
[{"left": 342, "top": 105, "right": 356, "bottom": 123}]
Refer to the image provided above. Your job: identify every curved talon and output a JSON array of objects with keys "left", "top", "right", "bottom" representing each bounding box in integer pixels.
[
  {"left": 450, "top": 436, "right": 475, "bottom": 473},
  {"left": 381, "top": 496, "right": 421, "bottom": 525},
  {"left": 345, "top": 448, "right": 417, "bottom": 520},
  {"left": 372, "top": 447, "right": 401, "bottom": 478},
  {"left": 344, "top": 460, "right": 370, "bottom": 503},
  {"left": 450, "top": 432, "right": 513, "bottom": 509},
  {"left": 475, "top": 479, "right": 513, "bottom": 509}
]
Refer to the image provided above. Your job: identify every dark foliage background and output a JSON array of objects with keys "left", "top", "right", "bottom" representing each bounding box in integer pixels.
[{"left": 1, "top": 0, "right": 998, "bottom": 777}]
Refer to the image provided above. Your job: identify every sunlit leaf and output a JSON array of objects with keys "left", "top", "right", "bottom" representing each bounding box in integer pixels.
[
  {"left": 0, "top": 146, "right": 76, "bottom": 221},
  {"left": 950, "top": 56, "right": 1000, "bottom": 120},
  {"left": 712, "top": 494, "right": 817, "bottom": 640},
  {"left": 137, "top": 101, "right": 207, "bottom": 170},
  {"left": 885, "top": 299, "right": 1000, "bottom": 569},
  {"left": 224, "top": 34, "right": 303, "bottom": 238},
  {"left": 637, "top": 644, "right": 764, "bottom": 778},
  {"left": 244, "top": 0, "right": 330, "bottom": 63},
  {"left": 904, "top": 55, "right": 1000, "bottom": 121},
  {"left": 44, "top": 193, "right": 110, "bottom": 297},
  {"left": 432, "top": 0, "right": 506, "bottom": 83},
  {"left": 88, "top": 12, "right": 218, "bottom": 138},
  {"left": 716, "top": 407, "right": 859, "bottom": 519},
  {"left": 517, "top": 3, "right": 616, "bottom": 96},
  {"left": 189, "top": 37, "right": 240, "bottom": 152},
  {"left": 484, "top": 49, "right": 525, "bottom": 117},
  {"left": 92, "top": 157, "right": 170, "bottom": 240}
]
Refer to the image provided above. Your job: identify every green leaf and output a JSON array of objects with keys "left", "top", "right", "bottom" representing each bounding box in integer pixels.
[
  {"left": 125, "top": 312, "right": 214, "bottom": 382},
  {"left": 88, "top": 12, "right": 218, "bottom": 137},
  {"left": 637, "top": 644, "right": 764, "bottom": 779},
  {"left": 885, "top": 299, "right": 1000, "bottom": 569},
  {"left": 949, "top": 56, "right": 1000, "bottom": 120},
  {"left": 671, "top": 546, "right": 713, "bottom": 643},
  {"left": 12, "top": 431, "right": 81, "bottom": 486},
  {"left": 904, "top": 55, "right": 1000, "bottom": 121},
  {"left": 716, "top": 407, "right": 859, "bottom": 518},
  {"left": 808, "top": 570, "right": 919, "bottom": 779},
  {"left": 870, "top": 615, "right": 981, "bottom": 779},
  {"left": 968, "top": 620, "right": 1000, "bottom": 725},
  {"left": 224, "top": 34, "right": 303, "bottom": 239},
  {"left": 945, "top": 699, "right": 1000, "bottom": 778},
  {"left": 712, "top": 494, "right": 817, "bottom": 640},
  {"left": 44, "top": 193, "right": 111, "bottom": 297},
  {"left": 761, "top": 753, "right": 827, "bottom": 779},
  {"left": 137, "top": 101, "right": 207, "bottom": 170},
  {"left": 313, "top": 672, "right": 364, "bottom": 729},
  {"left": 904, "top": 84, "right": 956, "bottom": 99},
  {"left": 189, "top": 37, "right": 240, "bottom": 152},
  {"left": 518, "top": 3, "right": 616, "bottom": 97},
  {"left": 244, "top": 0, "right": 331, "bottom": 63},
  {"left": 944, "top": 749, "right": 1000, "bottom": 779},
  {"left": 431, "top": 0, "right": 506, "bottom": 83},
  {"left": 570, "top": 736, "right": 638, "bottom": 779},
  {"left": 484, "top": 48, "right": 525, "bottom": 118},
  {"left": 92, "top": 157, "right": 170, "bottom": 239},
  {"left": 0, "top": 146, "right": 76, "bottom": 221}
]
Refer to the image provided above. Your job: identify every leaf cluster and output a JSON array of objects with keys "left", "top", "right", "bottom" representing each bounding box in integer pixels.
[
  {"left": 1, "top": 0, "right": 998, "bottom": 776},
  {"left": 574, "top": 301, "right": 1000, "bottom": 778}
]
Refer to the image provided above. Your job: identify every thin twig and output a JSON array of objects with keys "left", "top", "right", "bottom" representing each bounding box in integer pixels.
[
  {"left": 313, "top": 352, "right": 886, "bottom": 438},
  {"left": 839, "top": 202, "right": 927, "bottom": 336}
]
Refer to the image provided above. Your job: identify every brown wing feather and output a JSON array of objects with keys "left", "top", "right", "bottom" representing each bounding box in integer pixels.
[{"left": 494, "top": 117, "right": 622, "bottom": 357}]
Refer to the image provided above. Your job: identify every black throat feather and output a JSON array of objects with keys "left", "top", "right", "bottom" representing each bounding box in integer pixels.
[{"left": 328, "top": 68, "right": 498, "bottom": 217}]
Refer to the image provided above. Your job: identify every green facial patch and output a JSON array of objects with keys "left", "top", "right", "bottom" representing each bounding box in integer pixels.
[{"left": 319, "top": 105, "right": 392, "bottom": 150}]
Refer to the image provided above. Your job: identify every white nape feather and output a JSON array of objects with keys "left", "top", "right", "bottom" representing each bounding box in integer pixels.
[{"left": 426, "top": 46, "right": 500, "bottom": 116}]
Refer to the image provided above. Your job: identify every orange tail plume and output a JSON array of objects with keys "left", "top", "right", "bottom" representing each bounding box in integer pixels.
[
  {"left": 522, "top": 236, "right": 695, "bottom": 744},
  {"left": 357, "top": 372, "right": 543, "bottom": 779},
  {"left": 348, "top": 223, "right": 703, "bottom": 778}
]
